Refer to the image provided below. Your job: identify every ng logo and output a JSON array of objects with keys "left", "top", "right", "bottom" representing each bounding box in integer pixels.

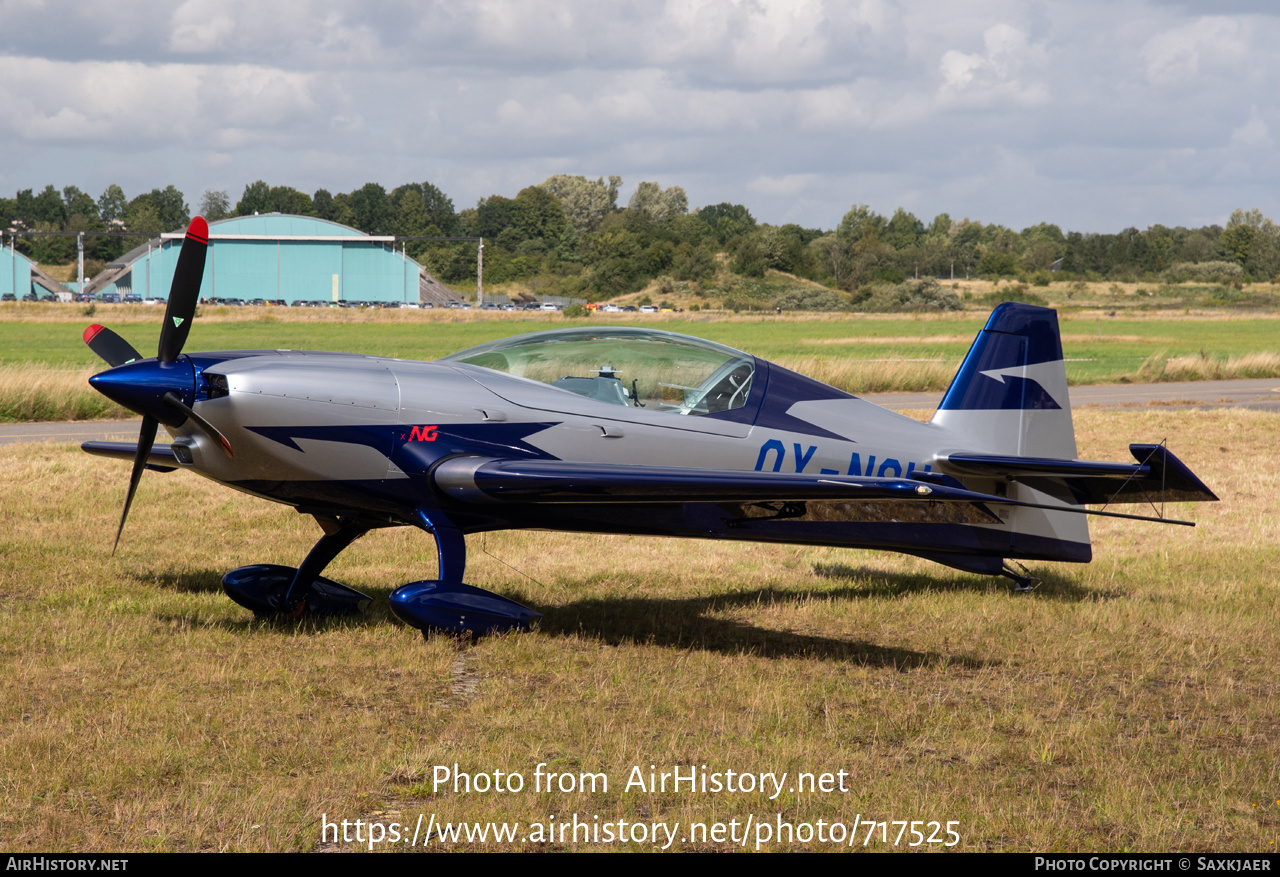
[{"left": 407, "top": 425, "right": 438, "bottom": 442}]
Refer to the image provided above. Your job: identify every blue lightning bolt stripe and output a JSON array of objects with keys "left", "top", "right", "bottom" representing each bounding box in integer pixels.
[{"left": 246, "top": 421, "right": 562, "bottom": 461}]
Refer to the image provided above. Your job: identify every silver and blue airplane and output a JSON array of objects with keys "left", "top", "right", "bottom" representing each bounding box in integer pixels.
[{"left": 81, "top": 218, "right": 1217, "bottom": 635}]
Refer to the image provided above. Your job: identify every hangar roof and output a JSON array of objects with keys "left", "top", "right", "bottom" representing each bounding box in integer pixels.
[
  {"left": 208, "top": 214, "right": 369, "bottom": 238},
  {"left": 160, "top": 213, "right": 391, "bottom": 242}
]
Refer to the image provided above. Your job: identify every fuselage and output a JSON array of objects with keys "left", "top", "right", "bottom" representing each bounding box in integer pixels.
[{"left": 151, "top": 343, "right": 1087, "bottom": 568}]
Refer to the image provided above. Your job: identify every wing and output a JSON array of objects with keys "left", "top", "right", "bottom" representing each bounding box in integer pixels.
[
  {"left": 432, "top": 456, "right": 996, "bottom": 505},
  {"left": 431, "top": 456, "right": 1204, "bottom": 527}
]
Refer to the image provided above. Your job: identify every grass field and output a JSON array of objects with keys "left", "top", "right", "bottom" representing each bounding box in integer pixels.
[
  {"left": 2, "top": 299, "right": 1279, "bottom": 421},
  {"left": 0, "top": 407, "right": 1276, "bottom": 852}
]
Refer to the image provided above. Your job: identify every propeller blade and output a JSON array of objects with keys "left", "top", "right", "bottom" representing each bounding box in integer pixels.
[
  {"left": 83, "top": 324, "right": 144, "bottom": 368},
  {"left": 157, "top": 217, "right": 209, "bottom": 363},
  {"left": 114, "top": 415, "right": 159, "bottom": 554},
  {"left": 162, "top": 391, "right": 233, "bottom": 458}
]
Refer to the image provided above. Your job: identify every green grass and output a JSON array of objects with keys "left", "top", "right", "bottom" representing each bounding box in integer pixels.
[
  {"left": 3, "top": 304, "right": 1280, "bottom": 420},
  {"left": 3, "top": 305, "right": 1277, "bottom": 375},
  {"left": 0, "top": 409, "right": 1277, "bottom": 851}
]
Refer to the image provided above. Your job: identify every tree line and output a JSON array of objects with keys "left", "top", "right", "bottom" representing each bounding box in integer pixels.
[{"left": 2, "top": 178, "right": 1275, "bottom": 300}]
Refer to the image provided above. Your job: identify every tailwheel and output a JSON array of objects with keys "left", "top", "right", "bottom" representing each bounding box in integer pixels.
[{"left": 1002, "top": 560, "right": 1040, "bottom": 593}]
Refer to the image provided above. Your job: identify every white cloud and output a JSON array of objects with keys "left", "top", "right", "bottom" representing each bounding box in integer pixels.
[
  {"left": 169, "top": 1, "right": 237, "bottom": 53},
  {"left": 3, "top": 1, "right": 1280, "bottom": 231},
  {"left": 1142, "top": 16, "right": 1245, "bottom": 85},
  {"left": 937, "top": 23, "right": 1049, "bottom": 108},
  {"left": 747, "top": 173, "right": 818, "bottom": 196},
  {"left": 795, "top": 84, "right": 873, "bottom": 129},
  {"left": 1231, "top": 112, "right": 1270, "bottom": 147},
  {"left": 0, "top": 55, "right": 317, "bottom": 145}
]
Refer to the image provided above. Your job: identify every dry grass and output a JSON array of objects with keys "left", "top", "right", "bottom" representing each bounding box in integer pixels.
[
  {"left": 775, "top": 355, "right": 958, "bottom": 394},
  {"left": 809, "top": 334, "right": 1180, "bottom": 346},
  {"left": 0, "top": 409, "right": 1277, "bottom": 851},
  {"left": 0, "top": 364, "right": 127, "bottom": 422},
  {"left": 1129, "top": 351, "right": 1280, "bottom": 383}
]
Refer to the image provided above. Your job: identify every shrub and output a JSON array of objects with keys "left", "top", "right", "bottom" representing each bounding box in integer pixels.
[
  {"left": 857, "top": 279, "right": 962, "bottom": 313},
  {"left": 977, "top": 288, "right": 1048, "bottom": 307},
  {"left": 771, "top": 288, "right": 850, "bottom": 311},
  {"left": 1164, "top": 261, "right": 1244, "bottom": 283},
  {"left": 868, "top": 266, "right": 905, "bottom": 284}
]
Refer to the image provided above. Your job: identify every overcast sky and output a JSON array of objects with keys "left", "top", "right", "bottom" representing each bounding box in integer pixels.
[{"left": 0, "top": 0, "right": 1275, "bottom": 233}]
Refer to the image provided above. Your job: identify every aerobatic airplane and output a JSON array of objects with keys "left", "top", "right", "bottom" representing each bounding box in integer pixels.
[{"left": 81, "top": 218, "right": 1217, "bottom": 635}]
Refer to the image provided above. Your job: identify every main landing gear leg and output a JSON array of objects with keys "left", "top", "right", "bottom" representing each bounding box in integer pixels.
[
  {"left": 387, "top": 509, "right": 541, "bottom": 637},
  {"left": 282, "top": 519, "right": 373, "bottom": 614},
  {"left": 222, "top": 516, "right": 373, "bottom": 617}
]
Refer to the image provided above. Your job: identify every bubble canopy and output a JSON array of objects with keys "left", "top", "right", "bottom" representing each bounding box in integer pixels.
[{"left": 441, "top": 327, "right": 757, "bottom": 416}]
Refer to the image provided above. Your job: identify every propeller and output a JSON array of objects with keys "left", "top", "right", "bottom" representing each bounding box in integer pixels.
[
  {"left": 83, "top": 217, "right": 213, "bottom": 551},
  {"left": 83, "top": 324, "right": 143, "bottom": 368},
  {"left": 157, "top": 217, "right": 208, "bottom": 364}
]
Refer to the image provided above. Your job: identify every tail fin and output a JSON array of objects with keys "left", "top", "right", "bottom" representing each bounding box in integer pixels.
[
  {"left": 931, "top": 302, "right": 1076, "bottom": 459},
  {"left": 931, "top": 303, "right": 1089, "bottom": 564}
]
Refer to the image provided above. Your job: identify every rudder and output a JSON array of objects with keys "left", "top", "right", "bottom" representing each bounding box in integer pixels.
[{"left": 931, "top": 302, "right": 1076, "bottom": 459}]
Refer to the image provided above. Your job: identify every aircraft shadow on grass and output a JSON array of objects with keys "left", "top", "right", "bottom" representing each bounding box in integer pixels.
[
  {"left": 148, "top": 568, "right": 989, "bottom": 668},
  {"left": 810, "top": 563, "right": 1123, "bottom": 602}
]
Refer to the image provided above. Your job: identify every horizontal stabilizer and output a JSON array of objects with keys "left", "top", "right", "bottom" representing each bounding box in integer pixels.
[{"left": 940, "top": 443, "right": 1218, "bottom": 505}]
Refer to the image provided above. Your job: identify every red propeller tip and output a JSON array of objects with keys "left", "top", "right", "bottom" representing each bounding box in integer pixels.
[
  {"left": 84, "top": 324, "right": 104, "bottom": 344},
  {"left": 186, "top": 216, "right": 209, "bottom": 244}
]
